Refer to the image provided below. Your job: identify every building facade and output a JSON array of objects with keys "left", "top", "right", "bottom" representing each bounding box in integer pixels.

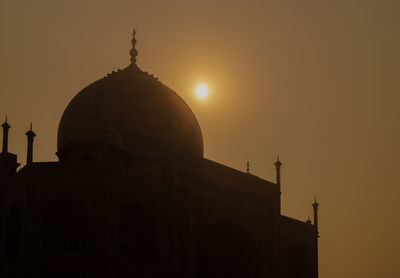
[{"left": 0, "top": 31, "right": 319, "bottom": 278}]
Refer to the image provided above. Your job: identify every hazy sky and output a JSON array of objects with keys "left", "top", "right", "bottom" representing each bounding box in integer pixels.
[{"left": 1, "top": 0, "right": 399, "bottom": 277}]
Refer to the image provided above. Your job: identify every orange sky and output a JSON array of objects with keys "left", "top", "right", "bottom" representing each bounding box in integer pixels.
[{"left": 1, "top": 1, "right": 399, "bottom": 277}]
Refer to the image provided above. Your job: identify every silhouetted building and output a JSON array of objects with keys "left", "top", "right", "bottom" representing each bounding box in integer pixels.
[{"left": 0, "top": 31, "right": 319, "bottom": 278}]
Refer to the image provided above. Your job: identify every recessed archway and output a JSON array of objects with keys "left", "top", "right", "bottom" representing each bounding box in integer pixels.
[
  {"left": 118, "top": 202, "right": 157, "bottom": 261},
  {"left": 196, "top": 220, "right": 260, "bottom": 278}
]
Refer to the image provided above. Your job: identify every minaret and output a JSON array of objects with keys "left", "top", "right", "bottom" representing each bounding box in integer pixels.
[
  {"left": 274, "top": 155, "right": 282, "bottom": 186},
  {"left": 312, "top": 196, "right": 319, "bottom": 234},
  {"left": 275, "top": 156, "right": 282, "bottom": 214},
  {"left": 246, "top": 159, "right": 250, "bottom": 174},
  {"left": 312, "top": 196, "right": 320, "bottom": 278},
  {"left": 0, "top": 117, "right": 19, "bottom": 183},
  {"left": 25, "top": 123, "right": 36, "bottom": 165},
  {"left": 2, "top": 116, "right": 10, "bottom": 153}
]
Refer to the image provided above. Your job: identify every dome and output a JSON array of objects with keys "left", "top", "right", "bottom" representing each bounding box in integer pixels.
[
  {"left": 67, "top": 120, "right": 125, "bottom": 150},
  {"left": 57, "top": 31, "right": 203, "bottom": 159}
]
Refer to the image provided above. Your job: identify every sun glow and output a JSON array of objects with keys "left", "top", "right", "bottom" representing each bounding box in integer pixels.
[{"left": 196, "top": 83, "right": 209, "bottom": 99}]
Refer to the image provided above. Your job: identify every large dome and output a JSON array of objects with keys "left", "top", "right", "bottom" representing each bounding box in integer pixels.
[{"left": 57, "top": 32, "right": 203, "bottom": 159}]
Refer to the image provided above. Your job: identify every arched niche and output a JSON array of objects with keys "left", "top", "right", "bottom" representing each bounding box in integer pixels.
[
  {"left": 118, "top": 202, "right": 157, "bottom": 260},
  {"left": 43, "top": 194, "right": 86, "bottom": 253},
  {"left": 5, "top": 204, "right": 21, "bottom": 261},
  {"left": 196, "top": 219, "right": 260, "bottom": 278},
  {"left": 288, "top": 242, "right": 310, "bottom": 278}
]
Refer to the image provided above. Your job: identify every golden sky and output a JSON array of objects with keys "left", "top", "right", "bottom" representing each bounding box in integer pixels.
[{"left": 1, "top": 1, "right": 399, "bottom": 277}]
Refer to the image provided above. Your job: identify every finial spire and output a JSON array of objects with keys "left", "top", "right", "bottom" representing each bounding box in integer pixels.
[
  {"left": 275, "top": 155, "right": 281, "bottom": 166},
  {"left": 312, "top": 196, "right": 320, "bottom": 235},
  {"left": 246, "top": 159, "right": 250, "bottom": 174},
  {"left": 306, "top": 214, "right": 312, "bottom": 224},
  {"left": 25, "top": 124, "right": 36, "bottom": 165},
  {"left": 129, "top": 28, "right": 138, "bottom": 64},
  {"left": 2, "top": 116, "right": 11, "bottom": 153},
  {"left": 274, "top": 155, "right": 282, "bottom": 186}
]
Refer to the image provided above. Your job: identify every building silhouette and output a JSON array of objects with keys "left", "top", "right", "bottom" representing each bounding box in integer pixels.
[{"left": 0, "top": 30, "right": 319, "bottom": 278}]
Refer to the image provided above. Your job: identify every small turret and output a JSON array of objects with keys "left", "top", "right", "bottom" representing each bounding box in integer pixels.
[
  {"left": 0, "top": 117, "right": 19, "bottom": 183},
  {"left": 25, "top": 123, "right": 36, "bottom": 165},
  {"left": 274, "top": 155, "right": 282, "bottom": 187},
  {"left": 2, "top": 116, "right": 10, "bottom": 153},
  {"left": 312, "top": 196, "right": 320, "bottom": 235},
  {"left": 306, "top": 214, "right": 312, "bottom": 224}
]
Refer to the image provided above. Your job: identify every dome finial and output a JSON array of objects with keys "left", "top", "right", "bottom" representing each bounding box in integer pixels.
[{"left": 129, "top": 28, "right": 138, "bottom": 64}]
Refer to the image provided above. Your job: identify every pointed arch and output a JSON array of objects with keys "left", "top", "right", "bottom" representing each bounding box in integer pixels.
[
  {"left": 196, "top": 220, "right": 260, "bottom": 278},
  {"left": 288, "top": 242, "right": 310, "bottom": 278},
  {"left": 5, "top": 204, "right": 21, "bottom": 261},
  {"left": 118, "top": 202, "right": 156, "bottom": 260},
  {"left": 43, "top": 194, "right": 86, "bottom": 253}
]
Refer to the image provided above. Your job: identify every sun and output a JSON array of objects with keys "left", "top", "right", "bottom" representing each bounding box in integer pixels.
[{"left": 196, "top": 83, "right": 208, "bottom": 100}]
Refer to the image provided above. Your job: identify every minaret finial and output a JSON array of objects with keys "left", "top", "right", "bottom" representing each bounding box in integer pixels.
[
  {"left": 246, "top": 159, "right": 250, "bottom": 174},
  {"left": 274, "top": 155, "right": 282, "bottom": 186},
  {"left": 25, "top": 124, "right": 36, "bottom": 165},
  {"left": 2, "top": 116, "right": 11, "bottom": 153},
  {"left": 312, "top": 196, "right": 320, "bottom": 235},
  {"left": 306, "top": 214, "right": 312, "bottom": 224},
  {"left": 129, "top": 28, "right": 138, "bottom": 64}
]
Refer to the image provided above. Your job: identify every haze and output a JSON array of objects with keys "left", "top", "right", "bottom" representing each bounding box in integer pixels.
[{"left": 0, "top": 1, "right": 399, "bottom": 277}]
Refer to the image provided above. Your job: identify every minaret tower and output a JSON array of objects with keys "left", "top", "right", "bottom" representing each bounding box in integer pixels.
[
  {"left": 2, "top": 116, "right": 10, "bottom": 153},
  {"left": 0, "top": 117, "right": 19, "bottom": 184},
  {"left": 312, "top": 196, "right": 319, "bottom": 234},
  {"left": 275, "top": 156, "right": 282, "bottom": 213},
  {"left": 312, "top": 196, "right": 320, "bottom": 278},
  {"left": 25, "top": 123, "right": 36, "bottom": 165},
  {"left": 274, "top": 155, "right": 282, "bottom": 187},
  {"left": 246, "top": 159, "right": 250, "bottom": 174}
]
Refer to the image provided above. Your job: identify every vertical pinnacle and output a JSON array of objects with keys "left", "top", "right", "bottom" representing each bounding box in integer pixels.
[
  {"left": 312, "top": 196, "right": 320, "bottom": 235},
  {"left": 2, "top": 116, "right": 11, "bottom": 153},
  {"left": 306, "top": 214, "right": 312, "bottom": 224},
  {"left": 26, "top": 124, "right": 36, "bottom": 165},
  {"left": 275, "top": 154, "right": 282, "bottom": 167},
  {"left": 246, "top": 159, "right": 250, "bottom": 174},
  {"left": 274, "top": 155, "right": 282, "bottom": 186},
  {"left": 130, "top": 28, "right": 138, "bottom": 64}
]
